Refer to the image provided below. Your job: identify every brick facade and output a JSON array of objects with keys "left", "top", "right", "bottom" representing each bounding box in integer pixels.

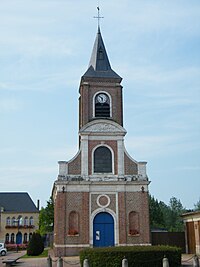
[
  {"left": 79, "top": 81, "right": 123, "bottom": 129},
  {"left": 124, "top": 152, "right": 138, "bottom": 175},
  {"left": 54, "top": 191, "right": 90, "bottom": 256},
  {"left": 53, "top": 28, "right": 150, "bottom": 256},
  {"left": 53, "top": 185, "right": 150, "bottom": 256},
  {"left": 68, "top": 152, "right": 81, "bottom": 175}
]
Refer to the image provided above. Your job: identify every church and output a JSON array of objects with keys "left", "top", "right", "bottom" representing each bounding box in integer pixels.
[{"left": 52, "top": 22, "right": 150, "bottom": 256}]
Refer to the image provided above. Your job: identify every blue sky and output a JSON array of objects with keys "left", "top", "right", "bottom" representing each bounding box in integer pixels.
[{"left": 0, "top": 0, "right": 200, "bottom": 209}]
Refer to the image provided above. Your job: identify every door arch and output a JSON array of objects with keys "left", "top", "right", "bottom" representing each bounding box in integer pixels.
[
  {"left": 16, "top": 232, "right": 22, "bottom": 244},
  {"left": 93, "top": 212, "right": 114, "bottom": 247}
]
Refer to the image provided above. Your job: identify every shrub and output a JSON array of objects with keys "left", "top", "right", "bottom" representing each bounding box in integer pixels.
[
  {"left": 79, "top": 245, "right": 182, "bottom": 267},
  {"left": 27, "top": 232, "right": 44, "bottom": 256},
  {"left": 6, "top": 243, "right": 28, "bottom": 251}
]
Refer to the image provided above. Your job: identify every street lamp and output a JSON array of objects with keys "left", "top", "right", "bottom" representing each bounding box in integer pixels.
[{"left": 14, "top": 217, "right": 23, "bottom": 252}]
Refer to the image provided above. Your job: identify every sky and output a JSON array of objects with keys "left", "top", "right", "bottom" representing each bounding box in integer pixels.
[{"left": 0, "top": 0, "right": 200, "bottom": 210}]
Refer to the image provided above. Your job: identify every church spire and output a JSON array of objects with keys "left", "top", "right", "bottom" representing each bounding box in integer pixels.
[
  {"left": 82, "top": 8, "right": 121, "bottom": 81},
  {"left": 88, "top": 27, "right": 111, "bottom": 72}
]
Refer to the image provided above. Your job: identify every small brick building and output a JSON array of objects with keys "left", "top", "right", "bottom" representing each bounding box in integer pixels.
[{"left": 52, "top": 26, "right": 150, "bottom": 256}]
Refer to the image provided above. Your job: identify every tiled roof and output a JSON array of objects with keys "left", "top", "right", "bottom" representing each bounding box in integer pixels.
[{"left": 0, "top": 192, "right": 39, "bottom": 213}]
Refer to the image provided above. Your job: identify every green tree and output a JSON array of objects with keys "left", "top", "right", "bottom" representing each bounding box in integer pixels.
[
  {"left": 194, "top": 198, "right": 200, "bottom": 211},
  {"left": 39, "top": 197, "right": 54, "bottom": 236},
  {"left": 27, "top": 232, "right": 44, "bottom": 256},
  {"left": 167, "top": 196, "right": 185, "bottom": 231},
  {"left": 149, "top": 195, "right": 165, "bottom": 229},
  {"left": 149, "top": 195, "right": 186, "bottom": 232},
  {"left": 159, "top": 200, "right": 171, "bottom": 229}
]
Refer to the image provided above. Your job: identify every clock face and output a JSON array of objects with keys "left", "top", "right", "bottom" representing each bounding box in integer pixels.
[{"left": 97, "top": 93, "right": 108, "bottom": 104}]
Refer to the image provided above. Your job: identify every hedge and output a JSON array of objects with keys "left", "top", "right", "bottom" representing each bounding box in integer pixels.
[
  {"left": 6, "top": 243, "right": 28, "bottom": 251},
  {"left": 79, "top": 245, "right": 182, "bottom": 267}
]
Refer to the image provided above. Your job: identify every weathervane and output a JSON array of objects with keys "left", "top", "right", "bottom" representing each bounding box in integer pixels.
[{"left": 94, "top": 6, "right": 104, "bottom": 28}]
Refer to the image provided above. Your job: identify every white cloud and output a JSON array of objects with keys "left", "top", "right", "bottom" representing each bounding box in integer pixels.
[
  {"left": 0, "top": 68, "right": 82, "bottom": 92},
  {"left": 125, "top": 133, "right": 200, "bottom": 160},
  {"left": 175, "top": 166, "right": 200, "bottom": 171},
  {"left": 108, "top": 1, "right": 200, "bottom": 35},
  {"left": 32, "top": 147, "right": 79, "bottom": 161},
  {"left": 0, "top": 166, "right": 55, "bottom": 175},
  {"left": 121, "top": 65, "right": 200, "bottom": 85},
  {"left": 0, "top": 146, "right": 79, "bottom": 166},
  {"left": 0, "top": 36, "right": 74, "bottom": 57},
  {"left": 0, "top": 98, "right": 23, "bottom": 112}
]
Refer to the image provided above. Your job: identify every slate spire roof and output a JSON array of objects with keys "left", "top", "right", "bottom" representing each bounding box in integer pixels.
[
  {"left": 0, "top": 192, "right": 39, "bottom": 213},
  {"left": 82, "top": 27, "right": 122, "bottom": 81}
]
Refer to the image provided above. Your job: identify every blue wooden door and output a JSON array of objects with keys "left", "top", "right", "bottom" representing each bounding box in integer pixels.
[
  {"left": 93, "top": 212, "right": 114, "bottom": 247},
  {"left": 16, "top": 232, "right": 22, "bottom": 244}
]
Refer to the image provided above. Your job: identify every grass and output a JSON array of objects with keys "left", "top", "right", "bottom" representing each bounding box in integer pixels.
[{"left": 22, "top": 248, "right": 49, "bottom": 258}]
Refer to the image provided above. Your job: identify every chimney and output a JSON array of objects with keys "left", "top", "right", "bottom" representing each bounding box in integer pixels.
[{"left": 37, "top": 200, "right": 40, "bottom": 210}]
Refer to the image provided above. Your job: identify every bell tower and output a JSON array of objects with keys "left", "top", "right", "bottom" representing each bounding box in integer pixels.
[
  {"left": 53, "top": 22, "right": 150, "bottom": 257},
  {"left": 79, "top": 26, "right": 123, "bottom": 130}
]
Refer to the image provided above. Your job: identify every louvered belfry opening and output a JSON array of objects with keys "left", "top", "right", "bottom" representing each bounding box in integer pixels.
[
  {"left": 94, "top": 146, "right": 112, "bottom": 173},
  {"left": 95, "top": 93, "right": 110, "bottom": 118},
  {"left": 95, "top": 102, "right": 110, "bottom": 117}
]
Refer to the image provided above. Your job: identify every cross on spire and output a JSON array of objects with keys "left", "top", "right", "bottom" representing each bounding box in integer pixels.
[{"left": 94, "top": 6, "right": 104, "bottom": 29}]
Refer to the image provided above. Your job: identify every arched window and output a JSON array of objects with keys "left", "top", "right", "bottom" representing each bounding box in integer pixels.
[
  {"left": 95, "top": 93, "right": 110, "bottom": 118},
  {"left": 11, "top": 233, "right": 15, "bottom": 244},
  {"left": 68, "top": 211, "right": 79, "bottom": 235},
  {"left": 29, "top": 233, "right": 33, "bottom": 241},
  {"left": 24, "top": 233, "right": 28, "bottom": 243},
  {"left": 18, "top": 215, "right": 23, "bottom": 226},
  {"left": 94, "top": 146, "right": 112, "bottom": 173},
  {"left": 29, "top": 217, "right": 34, "bottom": 226},
  {"left": 24, "top": 217, "right": 28, "bottom": 226},
  {"left": 5, "top": 233, "right": 9, "bottom": 243},
  {"left": 6, "top": 217, "right": 11, "bottom": 226},
  {"left": 129, "top": 211, "right": 139, "bottom": 235}
]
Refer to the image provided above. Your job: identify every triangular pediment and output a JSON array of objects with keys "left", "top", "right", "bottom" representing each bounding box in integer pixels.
[{"left": 79, "top": 120, "right": 126, "bottom": 136}]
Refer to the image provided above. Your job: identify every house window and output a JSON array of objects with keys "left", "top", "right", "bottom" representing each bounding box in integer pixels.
[
  {"left": 129, "top": 211, "right": 139, "bottom": 235},
  {"left": 68, "top": 211, "right": 79, "bottom": 235},
  {"left": 24, "top": 217, "right": 28, "bottom": 226},
  {"left": 5, "top": 233, "right": 9, "bottom": 243},
  {"left": 29, "top": 217, "right": 34, "bottom": 226},
  {"left": 94, "top": 146, "right": 112, "bottom": 173},
  {"left": 95, "top": 93, "right": 110, "bottom": 118},
  {"left": 24, "top": 233, "right": 28, "bottom": 243},
  {"left": 11, "top": 217, "right": 15, "bottom": 226},
  {"left": 11, "top": 233, "right": 15, "bottom": 243},
  {"left": 6, "top": 217, "right": 11, "bottom": 226},
  {"left": 18, "top": 215, "right": 23, "bottom": 226},
  {"left": 29, "top": 233, "right": 33, "bottom": 241}
]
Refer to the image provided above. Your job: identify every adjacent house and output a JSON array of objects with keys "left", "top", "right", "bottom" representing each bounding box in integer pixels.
[
  {"left": 181, "top": 211, "right": 200, "bottom": 254},
  {"left": 0, "top": 192, "right": 39, "bottom": 246}
]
